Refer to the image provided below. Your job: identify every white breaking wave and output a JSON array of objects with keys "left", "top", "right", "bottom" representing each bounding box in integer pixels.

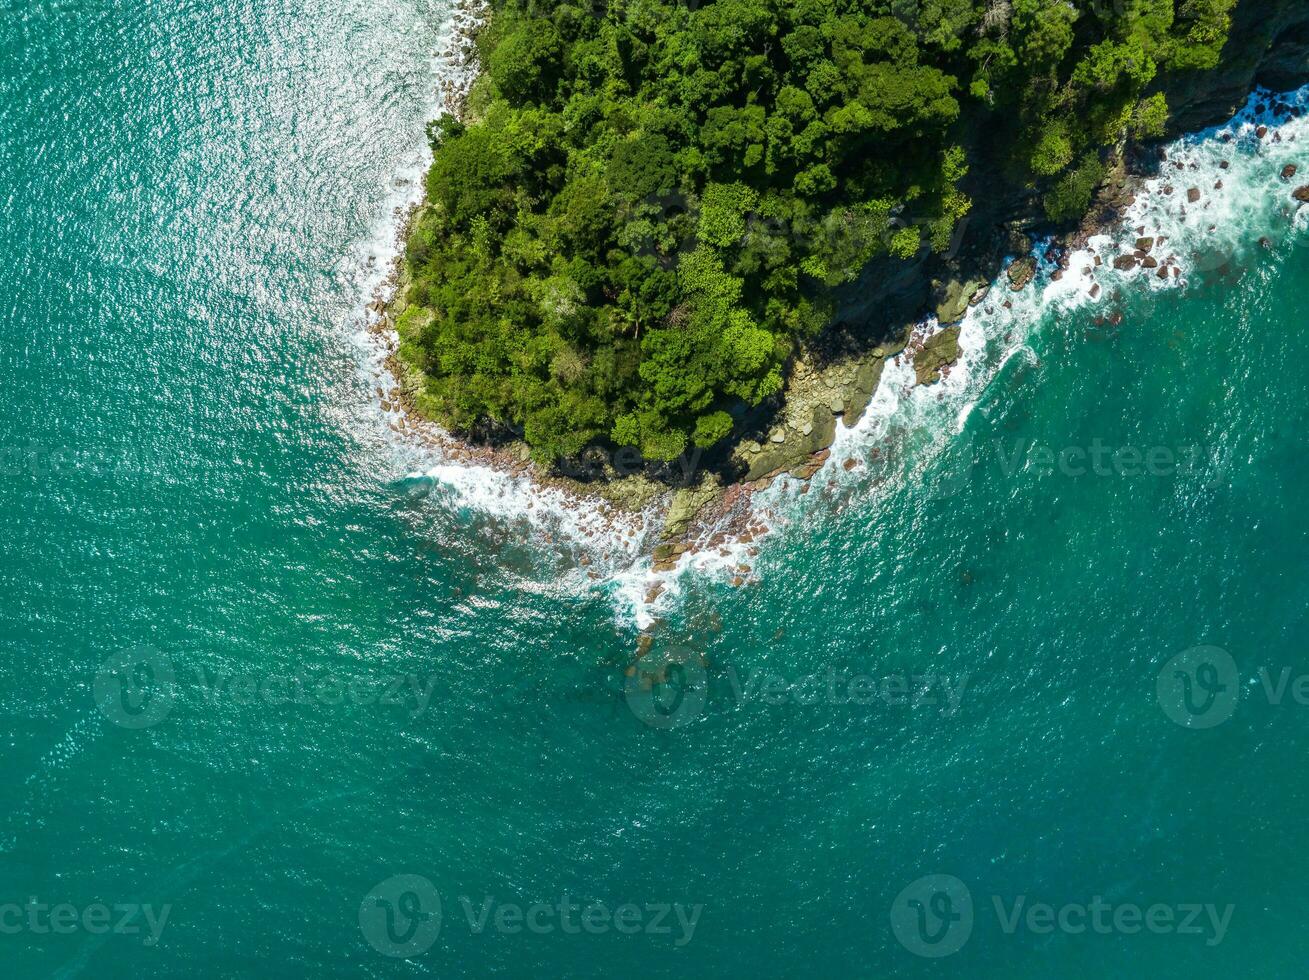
[{"left": 355, "top": 76, "right": 1309, "bottom": 632}]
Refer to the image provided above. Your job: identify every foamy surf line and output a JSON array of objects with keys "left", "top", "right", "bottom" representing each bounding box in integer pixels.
[
  {"left": 347, "top": 0, "right": 488, "bottom": 381},
  {"left": 551, "top": 82, "right": 1309, "bottom": 631},
  {"left": 362, "top": 80, "right": 1309, "bottom": 633},
  {"left": 669, "top": 82, "right": 1309, "bottom": 567},
  {"left": 404, "top": 460, "right": 657, "bottom": 553}
]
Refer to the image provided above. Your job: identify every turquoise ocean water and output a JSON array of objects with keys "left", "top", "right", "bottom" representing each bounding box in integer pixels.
[{"left": 5, "top": 1, "right": 1309, "bottom": 976}]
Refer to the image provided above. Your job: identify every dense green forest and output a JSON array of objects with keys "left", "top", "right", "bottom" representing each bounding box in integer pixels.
[{"left": 397, "top": 0, "right": 1236, "bottom": 463}]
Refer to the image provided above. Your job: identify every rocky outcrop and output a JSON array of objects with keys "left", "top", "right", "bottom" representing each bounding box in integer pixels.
[
  {"left": 913, "top": 328, "right": 962, "bottom": 386},
  {"left": 381, "top": 0, "right": 1309, "bottom": 552},
  {"left": 1007, "top": 257, "right": 1037, "bottom": 291},
  {"left": 732, "top": 331, "right": 905, "bottom": 482},
  {"left": 935, "top": 277, "right": 987, "bottom": 325},
  {"left": 662, "top": 479, "right": 722, "bottom": 538},
  {"left": 1157, "top": 2, "right": 1309, "bottom": 133}
]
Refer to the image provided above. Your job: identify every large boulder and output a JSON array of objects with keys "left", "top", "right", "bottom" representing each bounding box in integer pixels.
[
  {"left": 743, "top": 404, "right": 838, "bottom": 481},
  {"left": 935, "top": 278, "right": 986, "bottom": 325},
  {"left": 662, "top": 479, "right": 721, "bottom": 538},
  {"left": 1007, "top": 257, "right": 1037, "bottom": 291},
  {"left": 914, "top": 327, "right": 962, "bottom": 386},
  {"left": 841, "top": 356, "right": 886, "bottom": 425}
]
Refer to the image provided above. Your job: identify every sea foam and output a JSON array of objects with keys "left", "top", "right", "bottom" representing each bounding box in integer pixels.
[{"left": 355, "top": 78, "right": 1309, "bottom": 633}]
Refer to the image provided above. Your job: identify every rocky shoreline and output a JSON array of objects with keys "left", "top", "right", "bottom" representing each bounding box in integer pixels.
[{"left": 365, "top": 0, "right": 1309, "bottom": 573}]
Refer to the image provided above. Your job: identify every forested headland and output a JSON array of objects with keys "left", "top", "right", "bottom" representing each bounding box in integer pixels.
[{"left": 395, "top": 0, "right": 1237, "bottom": 465}]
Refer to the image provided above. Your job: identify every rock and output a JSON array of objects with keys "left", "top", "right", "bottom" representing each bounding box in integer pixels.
[
  {"left": 1113, "top": 254, "right": 1138, "bottom": 271},
  {"left": 841, "top": 357, "right": 886, "bottom": 426},
  {"left": 842, "top": 458, "right": 858, "bottom": 471},
  {"left": 1142, "top": 256, "right": 1159, "bottom": 269},
  {"left": 1257, "top": 125, "right": 1269, "bottom": 138},
  {"left": 743, "top": 405, "right": 838, "bottom": 481},
  {"left": 1162, "top": 185, "right": 1174, "bottom": 196},
  {"left": 1157, "top": 266, "right": 1170, "bottom": 279},
  {"left": 936, "top": 278, "right": 986, "bottom": 325},
  {"left": 662, "top": 479, "right": 721, "bottom": 538},
  {"left": 1259, "top": 236, "right": 1273, "bottom": 249},
  {"left": 968, "top": 284, "right": 990, "bottom": 307},
  {"left": 913, "top": 327, "right": 962, "bottom": 386},
  {"left": 1007, "top": 256, "right": 1037, "bottom": 291},
  {"left": 1215, "top": 180, "right": 1224, "bottom": 190},
  {"left": 770, "top": 430, "right": 786, "bottom": 443},
  {"left": 789, "top": 458, "right": 825, "bottom": 480},
  {"left": 1283, "top": 164, "right": 1299, "bottom": 181},
  {"left": 1090, "top": 283, "right": 1102, "bottom": 299},
  {"left": 1294, "top": 186, "right": 1309, "bottom": 203},
  {"left": 1051, "top": 269, "right": 1063, "bottom": 281},
  {"left": 1135, "top": 237, "right": 1155, "bottom": 252},
  {"left": 1219, "top": 160, "right": 1230, "bottom": 169},
  {"left": 1187, "top": 187, "right": 1202, "bottom": 203}
]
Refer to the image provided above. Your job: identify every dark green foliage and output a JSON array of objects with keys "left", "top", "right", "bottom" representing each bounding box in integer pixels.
[{"left": 400, "top": 0, "right": 1236, "bottom": 463}]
